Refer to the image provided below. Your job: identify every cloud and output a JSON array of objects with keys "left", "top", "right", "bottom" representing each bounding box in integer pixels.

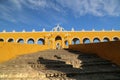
[
  {"left": 21, "top": 0, "right": 120, "bottom": 16},
  {"left": 57, "top": 0, "right": 120, "bottom": 16},
  {"left": 0, "top": 0, "right": 120, "bottom": 24}
]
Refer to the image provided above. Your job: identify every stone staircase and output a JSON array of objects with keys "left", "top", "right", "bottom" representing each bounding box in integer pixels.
[{"left": 0, "top": 49, "right": 120, "bottom": 80}]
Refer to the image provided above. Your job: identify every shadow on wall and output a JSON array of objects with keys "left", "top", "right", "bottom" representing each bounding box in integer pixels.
[{"left": 69, "top": 41, "right": 120, "bottom": 66}]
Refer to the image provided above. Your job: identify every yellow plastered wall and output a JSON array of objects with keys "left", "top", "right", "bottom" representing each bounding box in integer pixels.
[
  {"left": 0, "top": 31, "right": 120, "bottom": 49},
  {"left": 0, "top": 42, "right": 49, "bottom": 63},
  {"left": 69, "top": 41, "right": 120, "bottom": 66}
]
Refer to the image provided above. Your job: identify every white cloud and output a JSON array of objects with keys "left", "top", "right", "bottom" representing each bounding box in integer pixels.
[
  {"left": 0, "top": 0, "right": 120, "bottom": 23},
  {"left": 21, "top": 0, "right": 120, "bottom": 16},
  {"left": 57, "top": 0, "right": 120, "bottom": 16}
]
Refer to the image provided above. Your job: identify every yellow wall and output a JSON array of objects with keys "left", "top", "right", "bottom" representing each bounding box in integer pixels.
[
  {"left": 69, "top": 41, "right": 120, "bottom": 66},
  {"left": 0, "top": 31, "right": 120, "bottom": 49},
  {"left": 0, "top": 42, "right": 49, "bottom": 63}
]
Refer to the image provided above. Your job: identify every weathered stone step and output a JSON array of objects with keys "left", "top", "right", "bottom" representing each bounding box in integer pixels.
[
  {"left": 78, "top": 56, "right": 99, "bottom": 59},
  {"left": 81, "top": 61, "right": 113, "bottom": 66},
  {"left": 45, "top": 64, "right": 73, "bottom": 68},
  {"left": 31, "top": 64, "right": 73, "bottom": 69},
  {"left": 67, "top": 73, "right": 120, "bottom": 80},
  {"left": 0, "top": 78, "right": 47, "bottom": 80},
  {"left": 45, "top": 73, "right": 66, "bottom": 78},
  {"left": 37, "top": 61, "right": 65, "bottom": 64},
  {"left": 44, "top": 67, "right": 120, "bottom": 74},
  {"left": 37, "top": 58, "right": 66, "bottom": 64},
  {"left": 79, "top": 58, "right": 110, "bottom": 63}
]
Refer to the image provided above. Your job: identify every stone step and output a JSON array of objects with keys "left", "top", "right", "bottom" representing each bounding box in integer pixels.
[
  {"left": 67, "top": 73, "right": 120, "bottom": 80},
  {"left": 81, "top": 61, "right": 113, "bottom": 66},
  {"left": 37, "top": 58, "right": 66, "bottom": 64},
  {"left": 31, "top": 64, "right": 73, "bottom": 69},
  {"left": 43, "top": 67, "right": 120, "bottom": 75},
  {"left": 37, "top": 61, "right": 66, "bottom": 64},
  {"left": 41, "top": 69, "right": 120, "bottom": 79},
  {"left": 78, "top": 55, "right": 102, "bottom": 59},
  {"left": 79, "top": 58, "right": 110, "bottom": 63}
]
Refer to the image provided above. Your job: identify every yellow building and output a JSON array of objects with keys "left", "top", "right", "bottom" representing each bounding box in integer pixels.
[{"left": 0, "top": 24, "right": 120, "bottom": 49}]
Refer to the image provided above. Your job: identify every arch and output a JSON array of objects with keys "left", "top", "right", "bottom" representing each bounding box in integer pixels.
[
  {"left": 17, "top": 38, "right": 24, "bottom": 43},
  {"left": 113, "top": 37, "right": 119, "bottom": 41},
  {"left": 93, "top": 37, "right": 100, "bottom": 43},
  {"left": 103, "top": 37, "right": 110, "bottom": 42},
  {"left": 27, "top": 38, "right": 34, "bottom": 44},
  {"left": 65, "top": 40, "right": 69, "bottom": 46},
  {"left": 72, "top": 38, "right": 80, "bottom": 44},
  {"left": 0, "top": 38, "right": 4, "bottom": 42},
  {"left": 55, "top": 36, "right": 62, "bottom": 41},
  {"left": 83, "top": 38, "right": 90, "bottom": 44},
  {"left": 8, "top": 38, "right": 14, "bottom": 42},
  {"left": 55, "top": 36, "right": 62, "bottom": 49},
  {"left": 37, "top": 38, "right": 45, "bottom": 45}
]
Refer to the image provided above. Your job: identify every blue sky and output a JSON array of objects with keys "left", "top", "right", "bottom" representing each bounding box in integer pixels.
[{"left": 0, "top": 0, "right": 120, "bottom": 32}]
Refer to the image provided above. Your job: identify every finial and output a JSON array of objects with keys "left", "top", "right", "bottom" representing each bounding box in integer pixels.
[
  {"left": 92, "top": 29, "right": 95, "bottom": 31},
  {"left": 102, "top": 29, "right": 105, "bottom": 31},
  {"left": 22, "top": 29, "right": 25, "bottom": 32},
  {"left": 42, "top": 28, "right": 45, "bottom": 32},
  {"left": 82, "top": 29, "right": 85, "bottom": 31},
  {"left": 71, "top": 27, "right": 74, "bottom": 31},
  {"left": 12, "top": 30, "right": 15, "bottom": 32},
  {"left": 112, "top": 28, "right": 114, "bottom": 31},
  {"left": 32, "top": 29, "right": 35, "bottom": 32},
  {"left": 2, "top": 30, "right": 6, "bottom": 33}
]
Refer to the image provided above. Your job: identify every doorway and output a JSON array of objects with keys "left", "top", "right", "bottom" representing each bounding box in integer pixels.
[{"left": 55, "top": 36, "right": 62, "bottom": 49}]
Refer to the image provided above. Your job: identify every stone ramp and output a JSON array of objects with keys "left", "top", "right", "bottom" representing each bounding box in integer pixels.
[{"left": 0, "top": 49, "right": 120, "bottom": 80}]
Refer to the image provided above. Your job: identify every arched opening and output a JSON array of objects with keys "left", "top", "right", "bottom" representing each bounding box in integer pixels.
[
  {"left": 55, "top": 36, "right": 62, "bottom": 41},
  {"left": 83, "top": 38, "right": 90, "bottom": 44},
  {"left": 65, "top": 40, "right": 69, "bottom": 46},
  {"left": 17, "top": 38, "right": 24, "bottom": 43},
  {"left": 37, "top": 38, "right": 45, "bottom": 45},
  {"left": 72, "top": 38, "right": 80, "bottom": 44},
  {"left": 0, "top": 38, "right": 4, "bottom": 42},
  {"left": 93, "top": 38, "right": 100, "bottom": 43},
  {"left": 27, "top": 38, "right": 34, "bottom": 44},
  {"left": 113, "top": 37, "right": 119, "bottom": 41},
  {"left": 8, "top": 38, "right": 14, "bottom": 42},
  {"left": 103, "top": 37, "right": 110, "bottom": 42},
  {"left": 55, "top": 36, "right": 62, "bottom": 49}
]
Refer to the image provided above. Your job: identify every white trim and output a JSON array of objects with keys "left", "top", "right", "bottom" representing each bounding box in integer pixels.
[{"left": 0, "top": 30, "right": 120, "bottom": 33}]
